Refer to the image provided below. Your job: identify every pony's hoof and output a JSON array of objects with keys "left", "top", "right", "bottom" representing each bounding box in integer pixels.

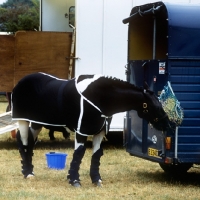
[
  {"left": 24, "top": 172, "right": 35, "bottom": 179},
  {"left": 93, "top": 180, "right": 103, "bottom": 187},
  {"left": 70, "top": 180, "right": 81, "bottom": 187}
]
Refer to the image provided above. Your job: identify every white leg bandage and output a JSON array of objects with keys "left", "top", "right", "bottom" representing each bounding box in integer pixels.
[
  {"left": 92, "top": 130, "right": 105, "bottom": 154},
  {"left": 75, "top": 133, "right": 85, "bottom": 150},
  {"left": 30, "top": 127, "right": 42, "bottom": 141},
  {"left": 18, "top": 120, "right": 29, "bottom": 146}
]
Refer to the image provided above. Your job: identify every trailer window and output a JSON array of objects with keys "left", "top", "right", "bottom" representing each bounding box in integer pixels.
[{"left": 69, "top": 6, "right": 75, "bottom": 27}]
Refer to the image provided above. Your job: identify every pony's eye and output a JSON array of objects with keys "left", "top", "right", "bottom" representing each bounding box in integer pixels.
[{"left": 154, "top": 118, "right": 158, "bottom": 122}]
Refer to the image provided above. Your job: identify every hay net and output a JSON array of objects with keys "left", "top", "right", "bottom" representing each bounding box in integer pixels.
[{"left": 159, "top": 81, "right": 184, "bottom": 126}]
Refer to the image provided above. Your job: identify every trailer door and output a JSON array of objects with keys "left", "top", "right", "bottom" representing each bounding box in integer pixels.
[{"left": 75, "top": 0, "right": 134, "bottom": 131}]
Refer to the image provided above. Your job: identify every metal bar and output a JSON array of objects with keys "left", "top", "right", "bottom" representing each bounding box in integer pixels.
[
  {"left": 175, "top": 127, "right": 178, "bottom": 159},
  {"left": 153, "top": 16, "right": 156, "bottom": 60},
  {"left": 162, "top": 132, "right": 166, "bottom": 156},
  {"left": 142, "top": 120, "right": 148, "bottom": 154},
  {"left": 66, "top": 57, "right": 80, "bottom": 59},
  {"left": 68, "top": 24, "right": 76, "bottom": 80},
  {"left": 122, "top": 5, "right": 162, "bottom": 24}
]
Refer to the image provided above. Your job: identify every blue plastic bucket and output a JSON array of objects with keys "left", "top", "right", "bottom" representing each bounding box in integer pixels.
[{"left": 45, "top": 152, "right": 67, "bottom": 170}]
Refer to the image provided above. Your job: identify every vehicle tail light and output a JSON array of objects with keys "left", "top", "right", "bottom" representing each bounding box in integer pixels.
[
  {"left": 165, "top": 137, "right": 171, "bottom": 150},
  {"left": 164, "top": 157, "right": 173, "bottom": 164}
]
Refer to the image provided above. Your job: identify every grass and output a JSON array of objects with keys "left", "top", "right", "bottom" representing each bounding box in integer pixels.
[
  {"left": 0, "top": 95, "right": 7, "bottom": 103},
  {"left": 1, "top": 101, "right": 200, "bottom": 199}
]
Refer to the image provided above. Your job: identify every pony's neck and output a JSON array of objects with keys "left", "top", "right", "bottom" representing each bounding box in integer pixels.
[
  {"left": 97, "top": 88, "right": 144, "bottom": 116},
  {"left": 82, "top": 78, "right": 144, "bottom": 116}
]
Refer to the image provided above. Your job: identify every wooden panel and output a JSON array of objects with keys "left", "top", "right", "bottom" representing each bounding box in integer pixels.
[
  {"left": 0, "top": 35, "right": 15, "bottom": 92},
  {"left": 0, "top": 31, "right": 72, "bottom": 92},
  {"left": 14, "top": 31, "right": 72, "bottom": 85}
]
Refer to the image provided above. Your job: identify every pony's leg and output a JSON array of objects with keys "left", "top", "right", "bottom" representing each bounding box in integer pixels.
[
  {"left": 48, "top": 129, "right": 55, "bottom": 140},
  {"left": 16, "top": 121, "right": 34, "bottom": 178},
  {"left": 30, "top": 122, "right": 42, "bottom": 142},
  {"left": 90, "top": 130, "right": 105, "bottom": 187},
  {"left": 67, "top": 133, "right": 87, "bottom": 187},
  {"left": 16, "top": 121, "right": 42, "bottom": 178},
  {"left": 62, "top": 127, "right": 70, "bottom": 139}
]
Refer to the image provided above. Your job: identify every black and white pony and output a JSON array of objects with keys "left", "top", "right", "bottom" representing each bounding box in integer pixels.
[{"left": 12, "top": 73, "right": 169, "bottom": 187}]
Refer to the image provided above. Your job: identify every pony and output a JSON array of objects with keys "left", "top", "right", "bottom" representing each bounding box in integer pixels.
[
  {"left": 12, "top": 73, "right": 170, "bottom": 187},
  {"left": 44, "top": 125, "right": 70, "bottom": 140}
]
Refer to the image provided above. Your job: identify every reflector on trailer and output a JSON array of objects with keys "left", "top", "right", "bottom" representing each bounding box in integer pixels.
[
  {"left": 164, "top": 157, "right": 173, "bottom": 164},
  {"left": 165, "top": 137, "right": 171, "bottom": 150}
]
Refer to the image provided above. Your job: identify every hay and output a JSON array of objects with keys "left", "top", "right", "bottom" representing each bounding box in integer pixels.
[{"left": 159, "top": 81, "right": 184, "bottom": 126}]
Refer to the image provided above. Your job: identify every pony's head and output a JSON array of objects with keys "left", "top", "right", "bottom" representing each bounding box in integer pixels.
[{"left": 137, "top": 85, "right": 170, "bottom": 131}]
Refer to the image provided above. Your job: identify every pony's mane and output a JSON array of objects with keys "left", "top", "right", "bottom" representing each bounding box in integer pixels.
[{"left": 100, "top": 76, "right": 142, "bottom": 91}]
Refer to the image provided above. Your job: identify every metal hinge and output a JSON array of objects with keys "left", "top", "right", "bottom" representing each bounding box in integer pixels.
[{"left": 66, "top": 57, "right": 80, "bottom": 60}]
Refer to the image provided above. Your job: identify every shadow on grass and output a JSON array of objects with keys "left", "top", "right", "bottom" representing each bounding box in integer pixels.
[
  {"left": 0, "top": 136, "right": 124, "bottom": 150},
  {"left": 0, "top": 129, "right": 124, "bottom": 150},
  {"left": 135, "top": 170, "right": 200, "bottom": 186}
]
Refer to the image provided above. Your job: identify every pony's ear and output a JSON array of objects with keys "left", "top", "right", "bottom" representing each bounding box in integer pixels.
[
  {"left": 143, "top": 82, "right": 154, "bottom": 94},
  {"left": 144, "top": 82, "right": 149, "bottom": 90}
]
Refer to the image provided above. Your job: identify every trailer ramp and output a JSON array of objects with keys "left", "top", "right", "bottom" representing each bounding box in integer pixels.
[{"left": 0, "top": 111, "right": 18, "bottom": 135}]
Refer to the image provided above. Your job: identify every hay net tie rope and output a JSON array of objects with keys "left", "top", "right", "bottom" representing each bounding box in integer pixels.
[{"left": 159, "top": 81, "right": 184, "bottom": 126}]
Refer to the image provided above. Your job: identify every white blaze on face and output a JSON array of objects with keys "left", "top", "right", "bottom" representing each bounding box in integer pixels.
[{"left": 76, "top": 74, "right": 103, "bottom": 93}]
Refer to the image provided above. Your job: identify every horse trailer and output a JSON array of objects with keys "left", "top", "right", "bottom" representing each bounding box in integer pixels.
[{"left": 123, "top": 1, "right": 200, "bottom": 174}]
